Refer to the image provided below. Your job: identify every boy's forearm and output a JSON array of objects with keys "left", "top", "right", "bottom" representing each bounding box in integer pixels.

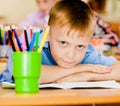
[
  {"left": 93, "top": 61, "right": 120, "bottom": 81},
  {"left": 39, "top": 63, "right": 113, "bottom": 84},
  {"left": 85, "top": 61, "right": 120, "bottom": 81},
  {"left": 56, "top": 61, "right": 120, "bottom": 82},
  {"left": 40, "top": 65, "right": 78, "bottom": 84},
  {"left": 39, "top": 64, "right": 95, "bottom": 84}
]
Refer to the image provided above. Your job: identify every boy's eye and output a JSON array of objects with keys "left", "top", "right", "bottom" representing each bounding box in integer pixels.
[
  {"left": 60, "top": 41, "right": 67, "bottom": 46},
  {"left": 77, "top": 45, "right": 84, "bottom": 49}
]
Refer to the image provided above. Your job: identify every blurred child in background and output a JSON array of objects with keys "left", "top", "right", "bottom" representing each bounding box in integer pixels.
[
  {"left": 18, "top": 0, "right": 57, "bottom": 29},
  {"left": 82, "top": 0, "right": 119, "bottom": 53}
]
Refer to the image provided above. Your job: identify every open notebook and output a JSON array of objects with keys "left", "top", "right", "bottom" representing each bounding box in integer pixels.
[{"left": 2, "top": 80, "right": 120, "bottom": 89}]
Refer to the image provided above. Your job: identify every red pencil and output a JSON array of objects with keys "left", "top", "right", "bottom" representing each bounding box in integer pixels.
[{"left": 29, "top": 26, "right": 33, "bottom": 40}]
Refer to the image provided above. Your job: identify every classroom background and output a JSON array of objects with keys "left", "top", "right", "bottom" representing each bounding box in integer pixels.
[
  {"left": 0, "top": 0, "right": 120, "bottom": 59},
  {"left": 0, "top": 0, "right": 37, "bottom": 25},
  {"left": 0, "top": 1, "right": 120, "bottom": 106},
  {"left": 0, "top": 0, "right": 119, "bottom": 36}
]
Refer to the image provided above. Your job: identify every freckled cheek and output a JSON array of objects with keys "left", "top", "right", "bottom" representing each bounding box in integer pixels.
[
  {"left": 50, "top": 43, "right": 59, "bottom": 50},
  {"left": 55, "top": 49, "right": 67, "bottom": 59},
  {"left": 51, "top": 45, "right": 63, "bottom": 57},
  {"left": 75, "top": 51, "right": 86, "bottom": 62}
]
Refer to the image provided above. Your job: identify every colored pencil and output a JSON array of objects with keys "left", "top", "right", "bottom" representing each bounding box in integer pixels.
[
  {"left": 12, "top": 25, "right": 22, "bottom": 51},
  {"left": 7, "top": 26, "right": 16, "bottom": 51},
  {"left": 24, "top": 27, "right": 29, "bottom": 51},
  {"left": 29, "top": 29, "right": 36, "bottom": 51},
  {"left": 38, "top": 27, "right": 49, "bottom": 53}
]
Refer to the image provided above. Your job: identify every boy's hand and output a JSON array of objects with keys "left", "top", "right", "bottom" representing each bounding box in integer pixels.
[
  {"left": 55, "top": 72, "right": 92, "bottom": 83},
  {"left": 55, "top": 64, "right": 112, "bottom": 83},
  {"left": 84, "top": 64, "right": 112, "bottom": 73},
  {"left": 40, "top": 64, "right": 112, "bottom": 84},
  {"left": 56, "top": 61, "right": 120, "bottom": 83},
  {"left": 75, "top": 64, "right": 112, "bottom": 74}
]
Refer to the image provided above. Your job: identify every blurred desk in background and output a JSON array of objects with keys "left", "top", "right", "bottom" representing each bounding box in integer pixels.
[
  {"left": 101, "top": 15, "right": 120, "bottom": 38},
  {"left": 0, "top": 60, "right": 7, "bottom": 73},
  {"left": 108, "top": 21, "right": 120, "bottom": 37},
  {"left": 103, "top": 47, "right": 120, "bottom": 61},
  {"left": 112, "top": 48, "right": 120, "bottom": 61},
  {"left": 0, "top": 58, "right": 7, "bottom": 63}
]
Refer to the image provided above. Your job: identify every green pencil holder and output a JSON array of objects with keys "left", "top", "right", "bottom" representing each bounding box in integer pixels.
[{"left": 13, "top": 52, "right": 41, "bottom": 93}]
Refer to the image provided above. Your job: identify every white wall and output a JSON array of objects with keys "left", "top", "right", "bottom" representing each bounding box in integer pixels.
[
  {"left": 0, "top": 0, "right": 119, "bottom": 25},
  {"left": 100, "top": 0, "right": 120, "bottom": 22},
  {"left": 105, "top": 0, "right": 120, "bottom": 18},
  {"left": 0, "top": 0, "right": 37, "bottom": 25}
]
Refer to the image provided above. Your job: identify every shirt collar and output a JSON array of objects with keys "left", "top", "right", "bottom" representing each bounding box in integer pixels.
[{"left": 43, "top": 41, "right": 49, "bottom": 48}]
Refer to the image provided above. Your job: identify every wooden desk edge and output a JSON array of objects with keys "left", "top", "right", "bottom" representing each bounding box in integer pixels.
[{"left": 0, "top": 90, "right": 120, "bottom": 105}]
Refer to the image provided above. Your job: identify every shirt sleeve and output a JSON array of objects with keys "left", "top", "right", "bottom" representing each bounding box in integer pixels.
[{"left": 81, "top": 44, "right": 116, "bottom": 66}]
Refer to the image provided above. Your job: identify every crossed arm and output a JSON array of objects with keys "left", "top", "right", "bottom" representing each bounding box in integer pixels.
[{"left": 39, "top": 60, "right": 120, "bottom": 84}]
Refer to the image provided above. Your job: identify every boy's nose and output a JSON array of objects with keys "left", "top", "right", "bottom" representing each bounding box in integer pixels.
[{"left": 65, "top": 49, "right": 75, "bottom": 59}]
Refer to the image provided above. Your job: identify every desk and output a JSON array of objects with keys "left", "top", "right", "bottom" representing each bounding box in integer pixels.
[
  {"left": 107, "top": 21, "right": 120, "bottom": 37},
  {"left": 0, "top": 86, "right": 120, "bottom": 106}
]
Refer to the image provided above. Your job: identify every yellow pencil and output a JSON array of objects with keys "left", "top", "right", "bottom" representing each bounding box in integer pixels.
[{"left": 38, "top": 27, "right": 49, "bottom": 53}]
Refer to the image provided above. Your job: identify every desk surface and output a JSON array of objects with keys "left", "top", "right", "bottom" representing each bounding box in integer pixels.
[{"left": 0, "top": 85, "right": 120, "bottom": 106}]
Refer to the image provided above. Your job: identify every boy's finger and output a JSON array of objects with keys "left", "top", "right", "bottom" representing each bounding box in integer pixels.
[{"left": 93, "top": 67, "right": 112, "bottom": 73}]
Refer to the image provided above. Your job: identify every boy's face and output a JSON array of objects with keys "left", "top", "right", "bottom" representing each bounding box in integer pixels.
[
  {"left": 36, "top": 0, "right": 55, "bottom": 14},
  {"left": 48, "top": 25, "right": 90, "bottom": 68}
]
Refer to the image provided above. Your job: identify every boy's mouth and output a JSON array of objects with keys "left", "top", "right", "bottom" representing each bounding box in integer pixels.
[{"left": 62, "top": 60, "right": 74, "bottom": 64}]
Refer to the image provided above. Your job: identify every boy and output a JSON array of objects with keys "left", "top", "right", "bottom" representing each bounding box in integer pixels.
[
  {"left": 0, "top": 0, "right": 120, "bottom": 84},
  {"left": 40, "top": 0, "right": 120, "bottom": 83}
]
